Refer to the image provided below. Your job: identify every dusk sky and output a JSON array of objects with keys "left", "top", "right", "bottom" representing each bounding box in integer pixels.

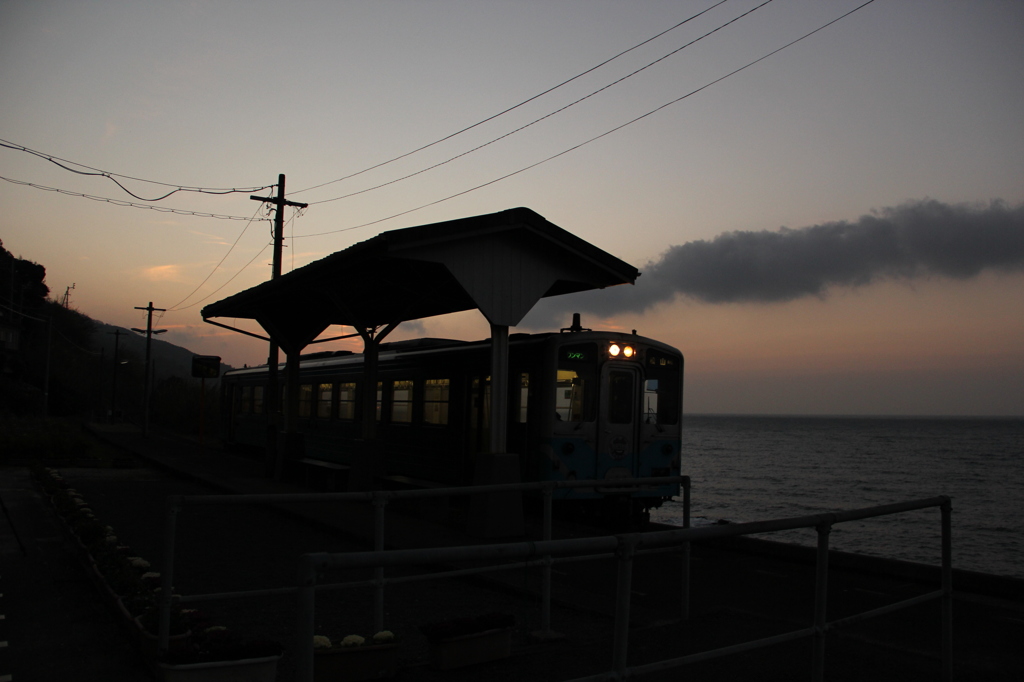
[{"left": 2, "top": 1, "right": 1022, "bottom": 416}]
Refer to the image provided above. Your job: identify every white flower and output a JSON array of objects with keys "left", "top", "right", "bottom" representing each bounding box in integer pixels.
[
  {"left": 205, "top": 626, "right": 228, "bottom": 634},
  {"left": 313, "top": 635, "right": 332, "bottom": 649},
  {"left": 340, "top": 635, "right": 365, "bottom": 647},
  {"left": 372, "top": 631, "right": 394, "bottom": 644},
  {"left": 141, "top": 572, "right": 161, "bottom": 580},
  {"left": 129, "top": 557, "right": 150, "bottom": 568}
]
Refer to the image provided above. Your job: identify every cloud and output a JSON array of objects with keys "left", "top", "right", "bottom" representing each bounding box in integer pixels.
[
  {"left": 525, "top": 199, "right": 1024, "bottom": 326},
  {"left": 141, "top": 264, "right": 183, "bottom": 282}
]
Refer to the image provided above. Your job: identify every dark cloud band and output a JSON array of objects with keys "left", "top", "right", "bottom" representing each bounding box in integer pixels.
[{"left": 524, "top": 199, "right": 1024, "bottom": 326}]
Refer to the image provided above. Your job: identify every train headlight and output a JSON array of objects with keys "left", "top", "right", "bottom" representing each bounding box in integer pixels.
[
  {"left": 609, "top": 343, "right": 621, "bottom": 357},
  {"left": 623, "top": 345, "right": 635, "bottom": 358}
]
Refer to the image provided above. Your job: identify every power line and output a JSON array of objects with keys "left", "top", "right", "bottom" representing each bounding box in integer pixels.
[
  {"left": 0, "top": 175, "right": 262, "bottom": 221},
  {"left": 0, "top": 138, "right": 273, "bottom": 201},
  {"left": 291, "top": 0, "right": 730, "bottom": 196},
  {"left": 307, "top": 0, "right": 775, "bottom": 207},
  {"left": 165, "top": 241, "right": 272, "bottom": 312},
  {"left": 294, "top": 0, "right": 879, "bottom": 240},
  {"left": 166, "top": 202, "right": 268, "bottom": 311}
]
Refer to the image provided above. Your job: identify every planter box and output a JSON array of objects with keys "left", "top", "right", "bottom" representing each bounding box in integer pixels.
[
  {"left": 158, "top": 654, "right": 281, "bottom": 682},
  {"left": 429, "top": 628, "right": 512, "bottom": 670},
  {"left": 314, "top": 643, "right": 399, "bottom": 681}
]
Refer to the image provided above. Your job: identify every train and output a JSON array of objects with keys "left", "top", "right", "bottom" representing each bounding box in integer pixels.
[{"left": 220, "top": 316, "right": 683, "bottom": 516}]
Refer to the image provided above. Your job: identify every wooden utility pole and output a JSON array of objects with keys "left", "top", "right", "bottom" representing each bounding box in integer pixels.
[
  {"left": 251, "top": 174, "right": 308, "bottom": 478},
  {"left": 132, "top": 302, "right": 167, "bottom": 435}
]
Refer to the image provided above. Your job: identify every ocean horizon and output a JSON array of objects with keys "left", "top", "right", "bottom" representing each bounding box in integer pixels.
[{"left": 653, "top": 414, "right": 1023, "bottom": 579}]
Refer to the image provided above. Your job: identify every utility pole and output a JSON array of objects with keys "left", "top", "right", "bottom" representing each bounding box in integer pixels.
[
  {"left": 62, "top": 283, "right": 75, "bottom": 308},
  {"left": 251, "top": 174, "right": 308, "bottom": 477},
  {"left": 132, "top": 302, "right": 167, "bottom": 435}
]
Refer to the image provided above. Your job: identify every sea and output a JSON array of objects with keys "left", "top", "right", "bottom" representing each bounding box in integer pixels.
[{"left": 650, "top": 415, "right": 1024, "bottom": 580}]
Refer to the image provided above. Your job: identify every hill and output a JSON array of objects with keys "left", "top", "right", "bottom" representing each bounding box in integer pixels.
[{"left": 92, "top": 320, "right": 235, "bottom": 382}]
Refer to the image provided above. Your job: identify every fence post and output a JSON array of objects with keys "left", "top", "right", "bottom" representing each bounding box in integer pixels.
[
  {"left": 681, "top": 476, "right": 691, "bottom": 621},
  {"left": 941, "top": 498, "right": 953, "bottom": 682},
  {"left": 811, "top": 519, "right": 832, "bottom": 682},
  {"left": 158, "top": 496, "right": 180, "bottom": 654},
  {"left": 373, "top": 495, "right": 388, "bottom": 633},
  {"left": 541, "top": 486, "right": 553, "bottom": 634},
  {"left": 296, "top": 554, "right": 319, "bottom": 682},
  {"left": 612, "top": 535, "right": 638, "bottom": 677}
]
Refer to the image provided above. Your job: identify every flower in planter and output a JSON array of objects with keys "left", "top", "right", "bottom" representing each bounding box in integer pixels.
[
  {"left": 372, "top": 631, "right": 395, "bottom": 644},
  {"left": 341, "top": 635, "right": 365, "bottom": 647},
  {"left": 313, "top": 635, "right": 333, "bottom": 649},
  {"left": 129, "top": 557, "right": 151, "bottom": 569}
]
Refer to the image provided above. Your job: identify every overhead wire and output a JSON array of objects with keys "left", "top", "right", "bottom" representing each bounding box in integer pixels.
[
  {"left": 294, "top": 0, "right": 878, "bottom": 239},
  {"left": 291, "top": 0, "right": 730, "bottom": 196},
  {"left": 0, "top": 175, "right": 260, "bottom": 221},
  {"left": 307, "top": 0, "right": 775, "bottom": 207},
  {"left": 0, "top": 138, "right": 273, "bottom": 202},
  {"left": 165, "top": 202, "right": 269, "bottom": 312}
]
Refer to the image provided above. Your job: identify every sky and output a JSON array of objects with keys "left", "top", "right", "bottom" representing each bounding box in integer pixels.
[{"left": 2, "top": 0, "right": 1022, "bottom": 416}]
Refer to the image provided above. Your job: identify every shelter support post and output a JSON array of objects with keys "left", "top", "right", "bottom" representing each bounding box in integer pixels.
[
  {"left": 282, "top": 347, "right": 304, "bottom": 474},
  {"left": 469, "top": 322, "right": 524, "bottom": 537}
]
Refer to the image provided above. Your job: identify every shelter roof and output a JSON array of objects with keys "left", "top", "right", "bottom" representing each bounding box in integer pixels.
[{"left": 201, "top": 207, "right": 638, "bottom": 353}]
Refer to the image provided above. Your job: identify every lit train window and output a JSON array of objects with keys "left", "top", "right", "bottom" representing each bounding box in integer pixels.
[
  {"left": 338, "top": 382, "right": 356, "bottom": 420},
  {"left": 316, "top": 383, "right": 333, "bottom": 419},
  {"left": 392, "top": 380, "right": 413, "bottom": 423},
  {"left": 423, "top": 378, "right": 450, "bottom": 425},
  {"left": 555, "top": 370, "right": 587, "bottom": 423}
]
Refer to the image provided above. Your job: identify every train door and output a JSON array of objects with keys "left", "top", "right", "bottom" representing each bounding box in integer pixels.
[{"left": 598, "top": 364, "right": 641, "bottom": 478}]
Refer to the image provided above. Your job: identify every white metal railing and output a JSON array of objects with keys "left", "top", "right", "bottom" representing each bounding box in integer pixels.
[
  {"left": 291, "top": 496, "right": 952, "bottom": 682},
  {"left": 156, "top": 476, "right": 690, "bottom": 651}
]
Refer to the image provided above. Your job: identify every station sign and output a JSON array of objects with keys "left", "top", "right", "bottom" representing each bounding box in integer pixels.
[{"left": 191, "top": 355, "right": 221, "bottom": 378}]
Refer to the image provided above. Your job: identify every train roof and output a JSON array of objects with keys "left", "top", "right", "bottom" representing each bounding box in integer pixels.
[{"left": 223, "top": 328, "right": 680, "bottom": 378}]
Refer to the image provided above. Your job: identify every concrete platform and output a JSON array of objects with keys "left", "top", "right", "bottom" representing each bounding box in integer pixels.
[{"left": 3, "top": 423, "right": 1021, "bottom": 681}]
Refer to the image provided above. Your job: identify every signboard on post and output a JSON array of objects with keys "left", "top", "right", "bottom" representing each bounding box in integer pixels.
[{"left": 192, "top": 355, "right": 221, "bottom": 379}]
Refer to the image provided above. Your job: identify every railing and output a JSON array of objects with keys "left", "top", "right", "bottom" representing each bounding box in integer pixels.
[
  {"left": 156, "top": 475, "right": 690, "bottom": 652},
  {"left": 292, "top": 496, "right": 952, "bottom": 682}
]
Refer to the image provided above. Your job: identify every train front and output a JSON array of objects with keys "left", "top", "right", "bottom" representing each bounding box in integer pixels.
[{"left": 536, "top": 328, "right": 683, "bottom": 517}]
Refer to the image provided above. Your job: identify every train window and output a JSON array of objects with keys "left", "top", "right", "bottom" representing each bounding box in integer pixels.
[
  {"left": 517, "top": 373, "right": 529, "bottom": 423},
  {"left": 298, "top": 384, "right": 314, "bottom": 418},
  {"left": 338, "top": 382, "right": 356, "bottom": 420},
  {"left": 423, "top": 378, "right": 450, "bottom": 425},
  {"left": 555, "top": 370, "right": 587, "bottom": 423},
  {"left": 645, "top": 350, "right": 681, "bottom": 425},
  {"left": 643, "top": 379, "right": 659, "bottom": 424},
  {"left": 253, "top": 386, "right": 264, "bottom": 414},
  {"left": 392, "top": 380, "right": 413, "bottom": 423},
  {"left": 316, "top": 383, "right": 333, "bottom": 419},
  {"left": 607, "top": 371, "right": 635, "bottom": 424},
  {"left": 240, "top": 386, "right": 252, "bottom": 413},
  {"left": 376, "top": 382, "right": 383, "bottom": 421}
]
